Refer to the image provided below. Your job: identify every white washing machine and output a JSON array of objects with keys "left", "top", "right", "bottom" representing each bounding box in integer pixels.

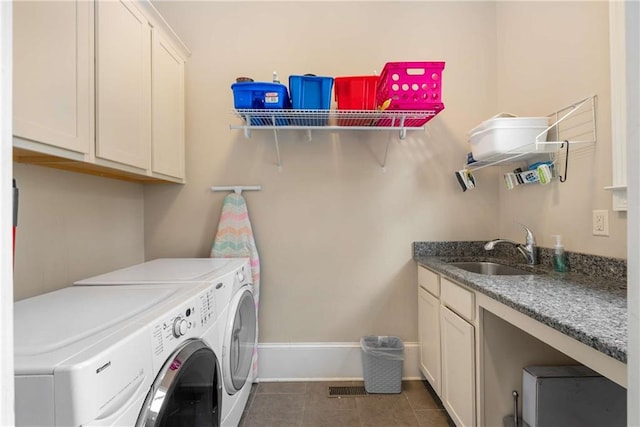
[
  {"left": 14, "top": 281, "right": 223, "bottom": 426},
  {"left": 75, "top": 258, "right": 258, "bottom": 427}
]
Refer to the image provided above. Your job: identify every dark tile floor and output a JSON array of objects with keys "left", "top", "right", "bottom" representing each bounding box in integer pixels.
[{"left": 239, "top": 380, "right": 455, "bottom": 427}]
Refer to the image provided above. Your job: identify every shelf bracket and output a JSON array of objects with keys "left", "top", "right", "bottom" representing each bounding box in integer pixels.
[
  {"left": 272, "top": 128, "right": 282, "bottom": 169},
  {"left": 399, "top": 114, "right": 407, "bottom": 140},
  {"left": 381, "top": 131, "right": 393, "bottom": 170},
  {"left": 243, "top": 113, "right": 252, "bottom": 138}
]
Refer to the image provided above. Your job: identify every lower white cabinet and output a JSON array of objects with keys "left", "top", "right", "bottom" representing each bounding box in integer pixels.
[
  {"left": 418, "top": 287, "right": 441, "bottom": 394},
  {"left": 440, "top": 305, "right": 476, "bottom": 427},
  {"left": 418, "top": 265, "right": 476, "bottom": 427}
]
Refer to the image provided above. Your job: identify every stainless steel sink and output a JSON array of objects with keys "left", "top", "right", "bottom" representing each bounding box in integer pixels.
[{"left": 448, "top": 261, "right": 536, "bottom": 276}]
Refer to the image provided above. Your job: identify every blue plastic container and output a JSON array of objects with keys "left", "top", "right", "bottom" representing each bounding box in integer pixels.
[
  {"left": 288, "top": 75, "right": 334, "bottom": 125},
  {"left": 231, "top": 82, "right": 291, "bottom": 125}
]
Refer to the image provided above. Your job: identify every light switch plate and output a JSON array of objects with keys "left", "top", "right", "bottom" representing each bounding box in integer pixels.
[{"left": 593, "top": 210, "right": 609, "bottom": 236}]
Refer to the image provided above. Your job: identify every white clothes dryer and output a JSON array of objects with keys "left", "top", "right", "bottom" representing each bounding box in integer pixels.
[
  {"left": 75, "top": 258, "right": 250, "bottom": 326},
  {"left": 74, "top": 258, "right": 257, "bottom": 427},
  {"left": 219, "top": 279, "right": 256, "bottom": 427},
  {"left": 14, "top": 282, "right": 223, "bottom": 427},
  {"left": 74, "top": 258, "right": 247, "bottom": 288}
]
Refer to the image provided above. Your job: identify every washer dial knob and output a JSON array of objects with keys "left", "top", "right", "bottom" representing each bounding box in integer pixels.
[
  {"left": 173, "top": 317, "right": 188, "bottom": 338},
  {"left": 237, "top": 271, "right": 245, "bottom": 282}
]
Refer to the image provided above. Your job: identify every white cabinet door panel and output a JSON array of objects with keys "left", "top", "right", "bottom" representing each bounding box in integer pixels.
[
  {"left": 419, "top": 287, "right": 441, "bottom": 396},
  {"left": 96, "top": 0, "right": 151, "bottom": 170},
  {"left": 13, "top": 1, "right": 92, "bottom": 154},
  {"left": 441, "top": 305, "right": 476, "bottom": 427},
  {"left": 152, "top": 33, "right": 185, "bottom": 180}
]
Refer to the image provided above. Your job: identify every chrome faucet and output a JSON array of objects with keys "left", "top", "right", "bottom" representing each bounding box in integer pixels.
[{"left": 484, "top": 225, "right": 538, "bottom": 265}]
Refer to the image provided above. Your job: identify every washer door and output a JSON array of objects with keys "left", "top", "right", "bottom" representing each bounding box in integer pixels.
[
  {"left": 137, "top": 339, "right": 222, "bottom": 427},
  {"left": 223, "top": 286, "right": 257, "bottom": 394}
]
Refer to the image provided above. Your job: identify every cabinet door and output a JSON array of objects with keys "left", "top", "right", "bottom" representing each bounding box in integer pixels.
[
  {"left": 13, "top": 1, "right": 93, "bottom": 155},
  {"left": 418, "top": 287, "right": 441, "bottom": 395},
  {"left": 151, "top": 32, "right": 185, "bottom": 180},
  {"left": 440, "top": 305, "right": 476, "bottom": 427},
  {"left": 96, "top": 0, "right": 151, "bottom": 170}
]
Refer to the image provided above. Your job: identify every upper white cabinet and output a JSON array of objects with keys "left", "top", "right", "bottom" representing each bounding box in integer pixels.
[
  {"left": 95, "top": 0, "right": 151, "bottom": 171},
  {"left": 13, "top": 1, "right": 93, "bottom": 157},
  {"left": 151, "top": 31, "right": 185, "bottom": 180},
  {"left": 13, "top": 0, "right": 190, "bottom": 183}
]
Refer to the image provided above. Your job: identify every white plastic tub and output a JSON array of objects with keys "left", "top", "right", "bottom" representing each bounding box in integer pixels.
[{"left": 468, "top": 114, "right": 551, "bottom": 161}]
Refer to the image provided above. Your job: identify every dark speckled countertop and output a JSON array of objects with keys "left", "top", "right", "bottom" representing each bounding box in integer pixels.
[{"left": 414, "top": 241, "right": 627, "bottom": 363}]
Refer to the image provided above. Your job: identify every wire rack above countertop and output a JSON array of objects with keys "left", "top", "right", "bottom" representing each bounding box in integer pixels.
[
  {"left": 229, "top": 108, "right": 443, "bottom": 169},
  {"left": 230, "top": 109, "right": 438, "bottom": 132}
]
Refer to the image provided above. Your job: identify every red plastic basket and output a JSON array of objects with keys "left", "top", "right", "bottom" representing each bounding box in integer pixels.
[
  {"left": 334, "top": 76, "right": 378, "bottom": 125},
  {"left": 334, "top": 76, "right": 378, "bottom": 110},
  {"left": 376, "top": 61, "right": 445, "bottom": 111}
]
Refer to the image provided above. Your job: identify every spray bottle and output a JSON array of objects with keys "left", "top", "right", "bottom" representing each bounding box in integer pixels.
[{"left": 552, "top": 235, "right": 567, "bottom": 272}]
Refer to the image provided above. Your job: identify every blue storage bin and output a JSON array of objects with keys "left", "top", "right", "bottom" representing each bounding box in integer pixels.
[
  {"left": 231, "top": 82, "right": 291, "bottom": 125},
  {"left": 288, "top": 75, "right": 333, "bottom": 126}
]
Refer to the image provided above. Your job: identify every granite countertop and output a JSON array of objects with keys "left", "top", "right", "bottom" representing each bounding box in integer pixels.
[{"left": 413, "top": 242, "right": 627, "bottom": 364}]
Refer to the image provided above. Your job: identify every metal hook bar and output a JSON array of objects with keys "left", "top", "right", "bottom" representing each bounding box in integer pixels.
[
  {"left": 559, "top": 141, "right": 569, "bottom": 182},
  {"left": 210, "top": 185, "right": 262, "bottom": 194}
]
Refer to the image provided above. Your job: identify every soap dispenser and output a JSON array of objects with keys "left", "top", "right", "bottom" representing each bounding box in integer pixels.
[{"left": 552, "top": 235, "right": 567, "bottom": 272}]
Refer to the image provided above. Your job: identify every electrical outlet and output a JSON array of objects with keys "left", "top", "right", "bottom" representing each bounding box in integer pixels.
[{"left": 593, "top": 210, "right": 609, "bottom": 236}]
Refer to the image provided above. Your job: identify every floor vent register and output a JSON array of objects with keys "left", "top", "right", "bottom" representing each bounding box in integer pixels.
[{"left": 327, "top": 386, "right": 368, "bottom": 398}]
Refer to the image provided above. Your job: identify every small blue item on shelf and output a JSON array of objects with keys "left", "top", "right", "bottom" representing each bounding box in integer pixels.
[
  {"left": 231, "top": 82, "right": 291, "bottom": 126},
  {"left": 288, "top": 74, "right": 334, "bottom": 126},
  {"left": 466, "top": 152, "right": 477, "bottom": 165}
]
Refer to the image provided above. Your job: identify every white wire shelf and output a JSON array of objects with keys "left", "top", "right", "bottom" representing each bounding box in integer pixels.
[
  {"left": 230, "top": 108, "right": 442, "bottom": 169},
  {"left": 230, "top": 109, "right": 437, "bottom": 134}
]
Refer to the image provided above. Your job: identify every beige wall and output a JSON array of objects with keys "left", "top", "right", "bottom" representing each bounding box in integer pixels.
[
  {"left": 13, "top": 1, "right": 623, "bottom": 344},
  {"left": 12, "top": 164, "right": 145, "bottom": 300},
  {"left": 147, "top": 1, "right": 501, "bottom": 343},
  {"left": 494, "top": 1, "right": 626, "bottom": 258}
]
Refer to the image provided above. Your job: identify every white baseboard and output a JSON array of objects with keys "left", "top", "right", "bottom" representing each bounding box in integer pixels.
[{"left": 256, "top": 341, "right": 421, "bottom": 382}]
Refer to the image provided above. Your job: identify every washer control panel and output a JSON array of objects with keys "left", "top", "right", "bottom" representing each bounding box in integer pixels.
[
  {"left": 172, "top": 317, "right": 189, "bottom": 338},
  {"left": 151, "top": 286, "right": 217, "bottom": 368}
]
